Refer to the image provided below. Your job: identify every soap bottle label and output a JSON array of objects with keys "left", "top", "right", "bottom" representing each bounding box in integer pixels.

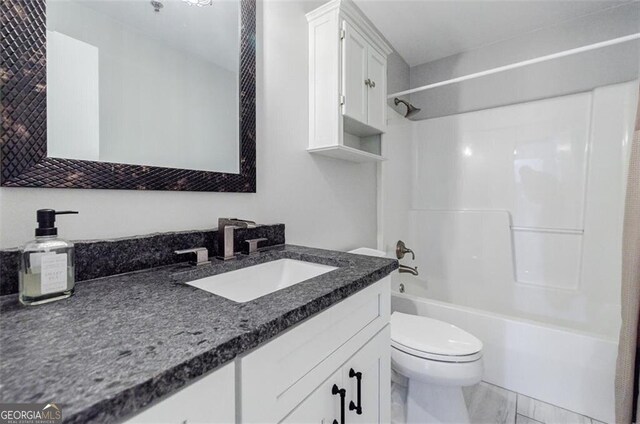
[{"left": 39, "top": 253, "right": 68, "bottom": 294}]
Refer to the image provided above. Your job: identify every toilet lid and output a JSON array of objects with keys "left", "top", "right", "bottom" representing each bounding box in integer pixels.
[{"left": 391, "top": 312, "right": 483, "bottom": 361}]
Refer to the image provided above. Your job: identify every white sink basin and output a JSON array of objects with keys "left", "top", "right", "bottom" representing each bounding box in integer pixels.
[{"left": 186, "top": 259, "right": 338, "bottom": 302}]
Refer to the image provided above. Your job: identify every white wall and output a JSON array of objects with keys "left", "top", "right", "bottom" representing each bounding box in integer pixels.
[
  {"left": 377, "top": 106, "right": 412, "bottom": 253},
  {"left": 406, "top": 2, "right": 640, "bottom": 119},
  {"left": 386, "top": 51, "right": 409, "bottom": 96},
  {"left": 0, "top": 0, "right": 378, "bottom": 250}
]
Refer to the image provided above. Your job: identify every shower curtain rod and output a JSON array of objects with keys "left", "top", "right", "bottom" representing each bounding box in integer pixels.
[{"left": 387, "top": 33, "right": 640, "bottom": 99}]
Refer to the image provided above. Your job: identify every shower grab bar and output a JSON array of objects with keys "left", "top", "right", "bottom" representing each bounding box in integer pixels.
[{"left": 388, "top": 33, "right": 640, "bottom": 99}]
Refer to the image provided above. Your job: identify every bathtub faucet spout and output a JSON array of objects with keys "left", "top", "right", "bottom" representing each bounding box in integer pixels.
[{"left": 399, "top": 264, "right": 419, "bottom": 276}]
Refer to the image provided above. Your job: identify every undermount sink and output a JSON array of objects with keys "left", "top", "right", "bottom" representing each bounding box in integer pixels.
[{"left": 185, "top": 258, "right": 338, "bottom": 302}]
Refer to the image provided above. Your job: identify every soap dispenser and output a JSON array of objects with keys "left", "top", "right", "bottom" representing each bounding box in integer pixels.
[{"left": 19, "top": 209, "right": 78, "bottom": 306}]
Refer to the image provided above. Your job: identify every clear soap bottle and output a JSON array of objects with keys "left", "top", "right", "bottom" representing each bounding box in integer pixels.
[{"left": 19, "top": 209, "right": 79, "bottom": 306}]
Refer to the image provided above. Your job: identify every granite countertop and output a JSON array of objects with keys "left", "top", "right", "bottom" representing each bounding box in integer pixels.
[{"left": 0, "top": 245, "right": 397, "bottom": 423}]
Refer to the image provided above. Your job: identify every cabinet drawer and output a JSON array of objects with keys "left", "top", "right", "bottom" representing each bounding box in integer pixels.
[
  {"left": 240, "top": 277, "right": 390, "bottom": 423},
  {"left": 124, "top": 362, "right": 235, "bottom": 424}
]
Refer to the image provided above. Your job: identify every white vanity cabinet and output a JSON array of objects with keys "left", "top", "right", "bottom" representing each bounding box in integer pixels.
[
  {"left": 124, "top": 362, "right": 235, "bottom": 424},
  {"left": 307, "top": 0, "right": 392, "bottom": 163},
  {"left": 240, "top": 277, "right": 390, "bottom": 423},
  {"left": 125, "top": 277, "right": 390, "bottom": 424},
  {"left": 281, "top": 327, "right": 390, "bottom": 424}
]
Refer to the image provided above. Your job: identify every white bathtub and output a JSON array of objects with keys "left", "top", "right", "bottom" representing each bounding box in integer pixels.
[{"left": 391, "top": 278, "right": 617, "bottom": 423}]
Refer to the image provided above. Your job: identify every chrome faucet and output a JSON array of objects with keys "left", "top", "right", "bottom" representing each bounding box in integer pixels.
[{"left": 217, "top": 218, "right": 257, "bottom": 261}]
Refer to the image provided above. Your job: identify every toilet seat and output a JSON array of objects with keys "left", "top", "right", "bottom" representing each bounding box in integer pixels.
[{"left": 391, "top": 312, "right": 483, "bottom": 363}]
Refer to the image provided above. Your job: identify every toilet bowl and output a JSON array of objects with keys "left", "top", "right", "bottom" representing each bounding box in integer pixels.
[
  {"left": 391, "top": 312, "right": 483, "bottom": 424},
  {"left": 347, "top": 248, "right": 484, "bottom": 424}
]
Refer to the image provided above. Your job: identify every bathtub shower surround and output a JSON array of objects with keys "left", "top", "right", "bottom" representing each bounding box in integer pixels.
[
  {"left": 407, "top": 82, "right": 637, "bottom": 339},
  {"left": 407, "top": 84, "right": 636, "bottom": 338},
  {"left": 0, "top": 224, "right": 285, "bottom": 295},
  {"left": 383, "top": 80, "right": 638, "bottom": 423},
  {"left": 392, "top": 380, "right": 604, "bottom": 424}
]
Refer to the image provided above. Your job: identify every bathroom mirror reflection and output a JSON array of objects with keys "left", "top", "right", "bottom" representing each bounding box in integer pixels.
[{"left": 46, "top": 0, "right": 240, "bottom": 174}]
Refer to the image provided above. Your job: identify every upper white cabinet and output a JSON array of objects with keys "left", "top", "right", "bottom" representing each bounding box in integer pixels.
[
  {"left": 342, "top": 21, "right": 368, "bottom": 125},
  {"left": 365, "top": 47, "right": 387, "bottom": 131},
  {"left": 307, "top": 0, "right": 392, "bottom": 163}
]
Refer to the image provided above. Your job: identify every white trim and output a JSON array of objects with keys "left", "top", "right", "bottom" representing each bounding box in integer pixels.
[
  {"left": 340, "top": 0, "right": 393, "bottom": 56},
  {"left": 305, "top": 0, "right": 393, "bottom": 56},
  {"left": 307, "top": 145, "right": 385, "bottom": 162},
  {"left": 388, "top": 33, "right": 640, "bottom": 99}
]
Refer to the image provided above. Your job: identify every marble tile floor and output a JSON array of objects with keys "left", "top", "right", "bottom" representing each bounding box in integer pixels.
[{"left": 391, "top": 381, "right": 606, "bottom": 424}]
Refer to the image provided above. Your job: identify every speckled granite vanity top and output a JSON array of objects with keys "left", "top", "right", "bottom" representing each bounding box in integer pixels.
[{"left": 0, "top": 245, "right": 397, "bottom": 423}]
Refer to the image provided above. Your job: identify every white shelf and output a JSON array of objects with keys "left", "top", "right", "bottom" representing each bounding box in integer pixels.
[{"left": 308, "top": 145, "right": 385, "bottom": 163}]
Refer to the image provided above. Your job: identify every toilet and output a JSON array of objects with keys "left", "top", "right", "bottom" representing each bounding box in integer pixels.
[
  {"left": 391, "top": 312, "right": 483, "bottom": 424},
  {"left": 348, "top": 248, "right": 484, "bottom": 423}
]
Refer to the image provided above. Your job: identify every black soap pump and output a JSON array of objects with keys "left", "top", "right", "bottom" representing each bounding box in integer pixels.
[{"left": 19, "top": 209, "right": 79, "bottom": 306}]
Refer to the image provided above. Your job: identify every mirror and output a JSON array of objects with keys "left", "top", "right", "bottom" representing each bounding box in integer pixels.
[
  {"left": 1, "top": 0, "right": 254, "bottom": 191},
  {"left": 46, "top": 0, "right": 240, "bottom": 174}
]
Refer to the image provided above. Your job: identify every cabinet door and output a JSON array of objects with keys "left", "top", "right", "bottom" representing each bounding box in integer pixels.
[
  {"left": 342, "top": 20, "right": 368, "bottom": 125},
  {"left": 366, "top": 47, "right": 387, "bottom": 132},
  {"left": 342, "top": 326, "right": 391, "bottom": 424},
  {"left": 124, "top": 362, "right": 235, "bottom": 424},
  {"left": 280, "top": 368, "right": 343, "bottom": 424}
]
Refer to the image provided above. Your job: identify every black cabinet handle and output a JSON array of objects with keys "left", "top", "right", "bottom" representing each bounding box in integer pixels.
[
  {"left": 348, "top": 368, "right": 363, "bottom": 415},
  {"left": 332, "top": 384, "right": 346, "bottom": 424}
]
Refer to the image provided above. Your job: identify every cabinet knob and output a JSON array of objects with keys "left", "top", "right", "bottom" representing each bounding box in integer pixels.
[
  {"left": 370, "top": 80, "right": 376, "bottom": 88},
  {"left": 364, "top": 78, "right": 371, "bottom": 87}
]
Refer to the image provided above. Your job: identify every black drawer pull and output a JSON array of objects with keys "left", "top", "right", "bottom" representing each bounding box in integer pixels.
[
  {"left": 348, "top": 368, "right": 363, "bottom": 415},
  {"left": 332, "top": 384, "right": 346, "bottom": 424}
]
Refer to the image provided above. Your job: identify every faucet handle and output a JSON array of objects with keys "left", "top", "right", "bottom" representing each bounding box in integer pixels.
[
  {"left": 245, "top": 238, "right": 268, "bottom": 254},
  {"left": 175, "top": 247, "right": 210, "bottom": 266}
]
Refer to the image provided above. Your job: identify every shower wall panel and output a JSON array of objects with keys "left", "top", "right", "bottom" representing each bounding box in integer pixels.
[{"left": 407, "top": 81, "right": 637, "bottom": 337}]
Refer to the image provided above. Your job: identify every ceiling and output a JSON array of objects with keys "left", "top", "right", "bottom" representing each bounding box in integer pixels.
[
  {"left": 353, "top": 0, "right": 632, "bottom": 67},
  {"left": 63, "top": 0, "right": 240, "bottom": 72}
]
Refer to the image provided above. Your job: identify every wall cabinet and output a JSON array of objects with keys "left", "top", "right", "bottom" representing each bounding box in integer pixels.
[
  {"left": 307, "top": 0, "right": 392, "bottom": 163},
  {"left": 342, "top": 21, "right": 387, "bottom": 134},
  {"left": 124, "top": 277, "right": 390, "bottom": 423}
]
